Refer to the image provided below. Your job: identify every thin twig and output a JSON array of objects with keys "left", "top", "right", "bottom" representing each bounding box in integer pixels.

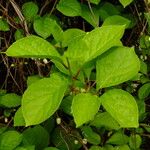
[
  {"left": 9, "top": 0, "right": 29, "bottom": 35},
  {"left": 39, "top": 0, "right": 50, "bottom": 15},
  {"left": 87, "top": 0, "right": 99, "bottom": 27},
  {"left": 50, "top": 0, "right": 58, "bottom": 15}
]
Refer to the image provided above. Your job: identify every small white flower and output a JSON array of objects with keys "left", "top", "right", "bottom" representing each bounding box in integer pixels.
[
  {"left": 10, "top": 64, "right": 15, "bottom": 67},
  {"left": 144, "top": 55, "right": 147, "bottom": 60},
  {"left": 82, "top": 138, "right": 87, "bottom": 144},
  {"left": 56, "top": 117, "right": 61, "bottom": 125},
  {"left": 139, "top": 48, "right": 142, "bottom": 51},
  {"left": 133, "top": 89, "right": 136, "bottom": 92},
  {"left": 80, "top": 88, "right": 86, "bottom": 93},
  {"left": 43, "top": 58, "right": 48, "bottom": 64},
  {"left": 74, "top": 140, "right": 79, "bottom": 145},
  {"left": 132, "top": 83, "right": 138, "bottom": 88},
  {"left": 140, "top": 55, "right": 144, "bottom": 60},
  {"left": 4, "top": 118, "right": 8, "bottom": 123}
]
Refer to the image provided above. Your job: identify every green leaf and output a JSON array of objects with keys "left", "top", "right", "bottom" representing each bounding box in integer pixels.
[
  {"left": 0, "top": 131, "right": 23, "bottom": 150},
  {"left": 80, "top": 4, "right": 99, "bottom": 27},
  {"left": 102, "top": 15, "right": 131, "bottom": 28},
  {"left": 0, "top": 18, "right": 9, "bottom": 31},
  {"left": 50, "top": 19, "right": 63, "bottom": 43},
  {"left": 90, "top": 112, "right": 120, "bottom": 130},
  {"left": 57, "top": 0, "right": 100, "bottom": 27},
  {"left": 14, "top": 107, "right": 25, "bottom": 126},
  {"left": 144, "top": 125, "right": 150, "bottom": 133},
  {"left": 83, "top": 60, "right": 95, "bottom": 79},
  {"left": 98, "top": 2, "right": 120, "bottom": 21},
  {"left": 0, "top": 127, "right": 7, "bottom": 135},
  {"left": 51, "top": 59, "right": 69, "bottom": 75},
  {"left": 89, "top": 146, "right": 103, "bottom": 150},
  {"left": 0, "top": 93, "right": 21, "bottom": 108},
  {"left": 56, "top": 0, "right": 81, "bottom": 17},
  {"left": 61, "top": 57, "right": 85, "bottom": 79},
  {"left": 122, "top": 13, "right": 137, "bottom": 28},
  {"left": 22, "top": 125, "right": 49, "bottom": 150},
  {"left": 81, "top": 126, "right": 101, "bottom": 145},
  {"left": 136, "top": 99, "right": 146, "bottom": 122},
  {"left": 119, "top": 0, "right": 133, "bottom": 7},
  {"left": 139, "top": 34, "right": 150, "bottom": 49},
  {"left": 0, "top": 90, "right": 6, "bottom": 96},
  {"left": 33, "top": 16, "right": 53, "bottom": 39},
  {"left": 114, "top": 145, "right": 130, "bottom": 150},
  {"left": 62, "top": 28, "right": 86, "bottom": 47},
  {"left": 60, "top": 96, "right": 73, "bottom": 115},
  {"left": 14, "top": 29, "right": 24, "bottom": 40},
  {"left": 6, "top": 35, "right": 60, "bottom": 59},
  {"left": 27, "top": 75, "right": 41, "bottom": 87},
  {"left": 130, "top": 73, "right": 141, "bottom": 81},
  {"left": 138, "top": 83, "right": 150, "bottom": 99},
  {"left": 72, "top": 93, "right": 101, "bottom": 127},
  {"left": 100, "top": 89, "right": 139, "bottom": 128},
  {"left": 129, "top": 134, "right": 142, "bottom": 149},
  {"left": 140, "top": 75, "right": 150, "bottom": 84},
  {"left": 145, "top": 13, "right": 150, "bottom": 31},
  {"left": 22, "top": 73, "right": 68, "bottom": 126},
  {"left": 43, "top": 147, "right": 59, "bottom": 150},
  {"left": 106, "top": 130, "right": 129, "bottom": 145},
  {"left": 3, "top": 109, "right": 11, "bottom": 117},
  {"left": 96, "top": 47, "right": 140, "bottom": 89},
  {"left": 14, "top": 145, "right": 35, "bottom": 150},
  {"left": 135, "top": 127, "right": 144, "bottom": 134},
  {"left": 22, "top": 2, "right": 39, "bottom": 21},
  {"left": 65, "top": 25, "right": 125, "bottom": 65},
  {"left": 140, "top": 60, "right": 148, "bottom": 75},
  {"left": 33, "top": 16, "right": 63, "bottom": 42},
  {"left": 42, "top": 117, "right": 55, "bottom": 134},
  {"left": 103, "top": 145, "right": 114, "bottom": 150},
  {"left": 90, "top": 0, "right": 101, "bottom": 5}
]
